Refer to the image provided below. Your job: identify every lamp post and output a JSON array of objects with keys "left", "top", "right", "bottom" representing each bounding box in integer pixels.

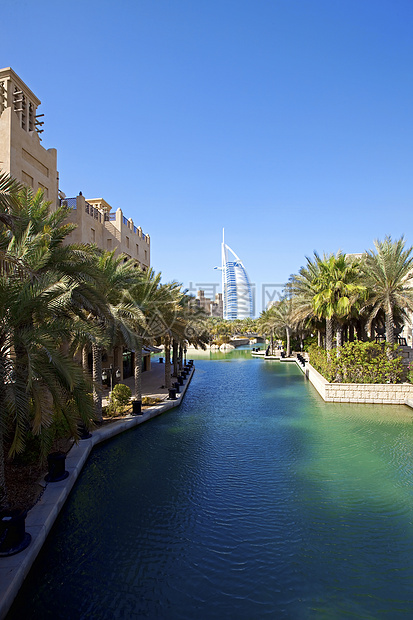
[{"left": 101, "top": 364, "right": 121, "bottom": 392}]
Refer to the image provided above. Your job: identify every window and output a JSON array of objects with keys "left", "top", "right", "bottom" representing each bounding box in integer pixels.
[
  {"left": 136, "top": 244, "right": 139, "bottom": 255},
  {"left": 22, "top": 171, "right": 33, "bottom": 188},
  {"left": 126, "top": 236, "right": 130, "bottom": 248},
  {"left": 144, "top": 250, "right": 147, "bottom": 260},
  {"left": 38, "top": 182, "right": 49, "bottom": 198},
  {"left": 91, "top": 228, "right": 95, "bottom": 242},
  {"left": 107, "top": 238, "right": 112, "bottom": 249}
]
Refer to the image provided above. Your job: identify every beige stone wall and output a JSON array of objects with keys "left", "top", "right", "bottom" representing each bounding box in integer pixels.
[
  {"left": 0, "top": 68, "right": 152, "bottom": 384},
  {"left": 62, "top": 194, "right": 150, "bottom": 270},
  {"left": 304, "top": 362, "right": 413, "bottom": 405},
  {"left": 0, "top": 68, "right": 59, "bottom": 207}
]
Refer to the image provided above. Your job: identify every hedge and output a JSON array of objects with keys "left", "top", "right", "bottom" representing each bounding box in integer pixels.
[{"left": 308, "top": 341, "right": 404, "bottom": 384}]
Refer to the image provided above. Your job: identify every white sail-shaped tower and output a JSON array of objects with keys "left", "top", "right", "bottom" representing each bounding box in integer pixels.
[{"left": 221, "top": 230, "right": 253, "bottom": 320}]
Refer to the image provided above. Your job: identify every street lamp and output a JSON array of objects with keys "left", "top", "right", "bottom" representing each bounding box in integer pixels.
[{"left": 101, "top": 364, "right": 121, "bottom": 391}]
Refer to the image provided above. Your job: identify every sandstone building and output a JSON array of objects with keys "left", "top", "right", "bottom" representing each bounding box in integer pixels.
[
  {"left": 0, "top": 67, "right": 59, "bottom": 207},
  {"left": 0, "top": 67, "right": 152, "bottom": 380}
]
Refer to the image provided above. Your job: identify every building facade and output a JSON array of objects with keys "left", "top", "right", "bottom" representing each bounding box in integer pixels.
[
  {"left": 62, "top": 194, "right": 150, "bottom": 270},
  {"left": 0, "top": 67, "right": 152, "bottom": 380},
  {"left": 0, "top": 67, "right": 59, "bottom": 207}
]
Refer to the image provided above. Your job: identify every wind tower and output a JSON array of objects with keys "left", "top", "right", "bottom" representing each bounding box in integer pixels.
[{"left": 0, "top": 67, "right": 59, "bottom": 207}]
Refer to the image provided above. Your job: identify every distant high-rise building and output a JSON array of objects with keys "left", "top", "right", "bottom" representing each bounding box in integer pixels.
[{"left": 218, "top": 230, "right": 253, "bottom": 320}]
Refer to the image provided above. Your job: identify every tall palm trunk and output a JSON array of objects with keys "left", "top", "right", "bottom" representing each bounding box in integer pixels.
[
  {"left": 285, "top": 326, "right": 291, "bottom": 357},
  {"left": 326, "top": 318, "right": 333, "bottom": 359},
  {"left": 385, "top": 307, "right": 395, "bottom": 359},
  {"left": 0, "top": 357, "right": 7, "bottom": 508},
  {"left": 336, "top": 325, "right": 343, "bottom": 356},
  {"left": 164, "top": 335, "right": 172, "bottom": 389},
  {"left": 92, "top": 343, "right": 103, "bottom": 422},
  {"left": 0, "top": 432, "right": 5, "bottom": 509},
  {"left": 385, "top": 308, "right": 395, "bottom": 346},
  {"left": 355, "top": 319, "right": 366, "bottom": 342},
  {"left": 134, "top": 336, "right": 143, "bottom": 401},
  {"left": 317, "top": 330, "right": 322, "bottom": 347},
  {"left": 172, "top": 339, "right": 179, "bottom": 377},
  {"left": 178, "top": 343, "right": 183, "bottom": 371},
  {"left": 82, "top": 346, "right": 89, "bottom": 372}
]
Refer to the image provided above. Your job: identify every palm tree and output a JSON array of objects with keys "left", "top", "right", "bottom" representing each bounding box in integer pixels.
[
  {"left": 290, "top": 252, "right": 366, "bottom": 354},
  {"left": 257, "top": 307, "right": 279, "bottom": 355},
  {"left": 0, "top": 186, "right": 97, "bottom": 507},
  {"left": 271, "top": 299, "right": 295, "bottom": 357},
  {"left": 289, "top": 254, "right": 324, "bottom": 346},
  {"left": 86, "top": 250, "right": 144, "bottom": 420},
  {"left": 129, "top": 268, "right": 173, "bottom": 402},
  {"left": 0, "top": 172, "right": 21, "bottom": 228},
  {"left": 312, "top": 252, "right": 366, "bottom": 354},
  {"left": 362, "top": 236, "right": 413, "bottom": 351},
  {"left": 153, "top": 285, "right": 208, "bottom": 389},
  {"left": 258, "top": 300, "right": 296, "bottom": 357}
]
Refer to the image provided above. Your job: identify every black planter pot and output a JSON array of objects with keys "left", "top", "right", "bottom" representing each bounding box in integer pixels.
[
  {"left": 159, "top": 357, "right": 164, "bottom": 363},
  {"left": 78, "top": 423, "right": 92, "bottom": 440},
  {"left": 174, "top": 381, "right": 180, "bottom": 393},
  {"left": 178, "top": 376, "right": 184, "bottom": 386},
  {"left": 132, "top": 400, "right": 142, "bottom": 415},
  {"left": 45, "top": 451, "right": 69, "bottom": 483},
  {"left": 168, "top": 388, "right": 177, "bottom": 400},
  {"left": 0, "top": 510, "right": 31, "bottom": 556}
]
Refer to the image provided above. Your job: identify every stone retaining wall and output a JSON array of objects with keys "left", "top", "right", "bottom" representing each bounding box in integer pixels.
[{"left": 304, "top": 362, "right": 413, "bottom": 404}]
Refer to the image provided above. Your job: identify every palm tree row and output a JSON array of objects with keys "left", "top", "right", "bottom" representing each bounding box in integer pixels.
[
  {"left": 257, "top": 236, "right": 413, "bottom": 359},
  {"left": 206, "top": 317, "right": 258, "bottom": 344},
  {"left": 0, "top": 174, "right": 207, "bottom": 508}
]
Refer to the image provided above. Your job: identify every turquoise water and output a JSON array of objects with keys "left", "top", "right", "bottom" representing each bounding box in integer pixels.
[{"left": 7, "top": 351, "right": 413, "bottom": 619}]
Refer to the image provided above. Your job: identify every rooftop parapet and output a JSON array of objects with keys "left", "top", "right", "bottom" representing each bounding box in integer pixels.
[{"left": 61, "top": 195, "right": 150, "bottom": 244}]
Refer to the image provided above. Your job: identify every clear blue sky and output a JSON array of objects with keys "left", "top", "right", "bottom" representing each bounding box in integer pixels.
[{"left": 2, "top": 0, "right": 413, "bottom": 315}]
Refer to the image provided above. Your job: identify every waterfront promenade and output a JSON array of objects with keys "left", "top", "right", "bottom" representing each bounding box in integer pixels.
[{"left": 0, "top": 360, "right": 194, "bottom": 620}]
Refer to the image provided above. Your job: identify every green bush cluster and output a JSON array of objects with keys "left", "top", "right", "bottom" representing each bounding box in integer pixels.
[
  {"left": 107, "top": 384, "right": 132, "bottom": 417},
  {"left": 308, "top": 341, "right": 404, "bottom": 384},
  {"left": 141, "top": 396, "right": 162, "bottom": 405}
]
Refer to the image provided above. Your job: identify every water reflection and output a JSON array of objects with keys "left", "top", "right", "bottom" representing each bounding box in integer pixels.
[{"left": 7, "top": 352, "right": 413, "bottom": 619}]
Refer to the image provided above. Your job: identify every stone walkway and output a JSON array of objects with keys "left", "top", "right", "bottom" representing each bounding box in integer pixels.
[
  {"left": 103, "top": 359, "right": 171, "bottom": 404},
  {"left": 0, "top": 361, "right": 195, "bottom": 620}
]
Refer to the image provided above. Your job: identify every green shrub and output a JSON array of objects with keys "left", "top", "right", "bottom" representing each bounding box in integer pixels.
[
  {"left": 142, "top": 396, "right": 162, "bottom": 405},
  {"left": 302, "top": 335, "right": 318, "bottom": 351},
  {"left": 107, "top": 383, "right": 132, "bottom": 416},
  {"left": 308, "top": 341, "right": 404, "bottom": 384},
  {"left": 111, "top": 383, "right": 132, "bottom": 405}
]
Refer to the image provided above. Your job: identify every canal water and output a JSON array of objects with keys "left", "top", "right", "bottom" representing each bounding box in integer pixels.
[{"left": 7, "top": 350, "right": 413, "bottom": 619}]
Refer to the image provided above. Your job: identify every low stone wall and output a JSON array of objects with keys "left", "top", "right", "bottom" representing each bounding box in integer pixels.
[{"left": 304, "top": 362, "right": 413, "bottom": 405}]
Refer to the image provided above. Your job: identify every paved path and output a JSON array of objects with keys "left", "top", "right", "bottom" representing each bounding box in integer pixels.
[
  {"left": 102, "top": 360, "right": 170, "bottom": 405},
  {"left": 102, "top": 360, "right": 180, "bottom": 406}
]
